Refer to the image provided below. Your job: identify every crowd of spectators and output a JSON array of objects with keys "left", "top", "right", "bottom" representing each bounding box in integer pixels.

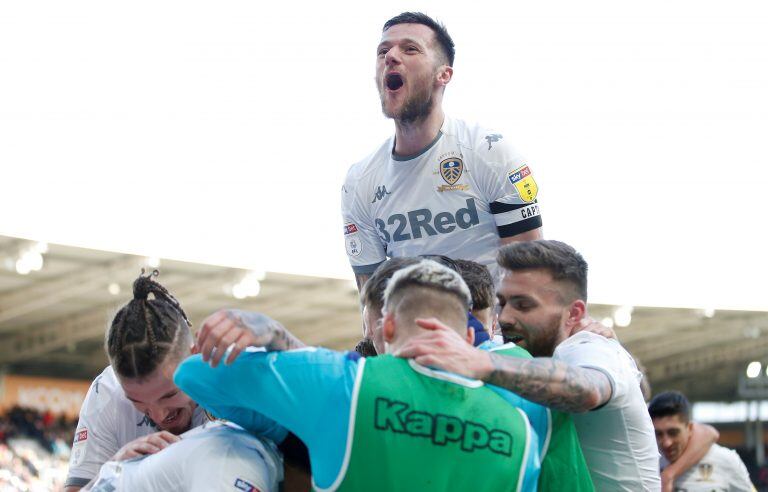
[{"left": 0, "top": 406, "right": 76, "bottom": 492}]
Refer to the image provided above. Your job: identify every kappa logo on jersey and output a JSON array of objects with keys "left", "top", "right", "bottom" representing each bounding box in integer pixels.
[
  {"left": 440, "top": 158, "right": 463, "bottom": 185},
  {"left": 74, "top": 429, "right": 88, "bottom": 443},
  {"left": 234, "top": 478, "right": 260, "bottom": 492},
  {"left": 371, "top": 185, "right": 392, "bottom": 203},
  {"left": 374, "top": 397, "right": 513, "bottom": 456},
  {"left": 374, "top": 198, "right": 479, "bottom": 243},
  {"left": 485, "top": 134, "right": 503, "bottom": 150},
  {"left": 507, "top": 165, "right": 538, "bottom": 203}
]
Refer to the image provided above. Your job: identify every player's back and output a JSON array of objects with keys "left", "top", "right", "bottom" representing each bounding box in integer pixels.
[
  {"left": 333, "top": 355, "right": 540, "bottom": 492},
  {"left": 89, "top": 422, "right": 282, "bottom": 492}
]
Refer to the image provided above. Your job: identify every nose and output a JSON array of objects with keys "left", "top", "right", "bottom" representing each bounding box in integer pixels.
[
  {"left": 498, "top": 304, "right": 517, "bottom": 326},
  {"left": 384, "top": 47, "right": 401, "bottom": 66},
  {"left": 660, "top": 435, "right": 673, "bottom": 450},
  {"left": 146, "top": 406, "right": 169, "bottom": 425}
]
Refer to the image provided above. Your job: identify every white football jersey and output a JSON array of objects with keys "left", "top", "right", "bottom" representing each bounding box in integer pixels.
[
  {"left": 553, "top": 332, "right": 662, "bottom": 491},
  {"left": 65, "top": 366, "right": 209, "bottom": 488},
  {"left": 88, "top": 421, "right": 283, "bottom": 492},
  {"left": 665, "top": 444, "right": 754, "bottom": 492},
  {"left": 341, "top": 116, "right": 542, "bottom": 281}
]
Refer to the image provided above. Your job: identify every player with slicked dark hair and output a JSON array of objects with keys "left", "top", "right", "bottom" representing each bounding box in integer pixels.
[{"left": 649, "top": 391, "right": 753, "bottom": 491}]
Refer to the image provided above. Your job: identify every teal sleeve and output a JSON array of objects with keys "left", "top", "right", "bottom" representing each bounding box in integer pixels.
[
  {"left": 487, "top": 384, "right": 549, "bottom": 475},
  {"left": 174, "top": 348, "right": 360, "bottom": 489}
]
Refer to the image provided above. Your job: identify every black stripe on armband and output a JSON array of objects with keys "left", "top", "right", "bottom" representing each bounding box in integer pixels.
[
  {"left": 497, "top": 216, "right": 543, "bottom": 238},
  {"left": 352, "top": 261, "right": 384, "bottom": 275},
  {"left": 65, "top": 477, "right": 92, "bottom": 488},
  {"left": 490, "top": 199, "right": 538, "bottom": 215}
]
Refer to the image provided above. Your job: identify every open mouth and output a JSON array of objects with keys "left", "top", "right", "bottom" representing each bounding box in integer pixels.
[
  {"left": 503, "top": 334, "right": 525, "bottom": 344},
  {"left": 385, "top": 73, "right": 404, "bottom": 91},
  {"left": 163, "top": 408, "right": 181, "bottom": 425}
]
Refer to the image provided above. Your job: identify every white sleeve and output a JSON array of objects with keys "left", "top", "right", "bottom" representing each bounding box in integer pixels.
[
  {"left": 471, "top": 133, "right": 542, "bottom": 237},
  {"left": 188, "top": 437, "right": 282, "bottom": 492},
  {"left": 553, "top": 332, "right": 639, "bottom": 409},
  {"left": 722, "top": 449, "right": 755, "bottom": 492},
  {"left": 65, "top": 374, "right": 120, "bottom": 487},
  {"left": 341, "top": 166, "right": 387, "bottom": 275}
]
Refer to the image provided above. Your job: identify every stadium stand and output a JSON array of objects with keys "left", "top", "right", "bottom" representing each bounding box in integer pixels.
[{"left": 0, "top": 406, "right": 75, "bottom": 491}]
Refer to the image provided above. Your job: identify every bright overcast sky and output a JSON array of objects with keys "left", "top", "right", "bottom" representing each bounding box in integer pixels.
[{"left": 1, "top": 0, "right": 766, "bottom": 310}]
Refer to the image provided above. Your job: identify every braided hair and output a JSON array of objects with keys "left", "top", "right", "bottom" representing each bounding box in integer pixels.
[{"left": 106, "top": 270, "right": 192, "bottom": 380}]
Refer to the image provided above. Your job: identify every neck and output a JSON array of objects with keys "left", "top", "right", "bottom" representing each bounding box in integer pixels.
[{"left": 393, "top": 106, "right": 445, "bottom": 157}]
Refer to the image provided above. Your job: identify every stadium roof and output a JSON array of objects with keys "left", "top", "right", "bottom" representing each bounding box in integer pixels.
[{"left": 0, "top": 234, "right": 766, "bottom": 402}]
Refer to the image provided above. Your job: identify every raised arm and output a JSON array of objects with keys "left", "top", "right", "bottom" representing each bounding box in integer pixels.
[
  {"left": 395, "top": 318, "right": 612, "bottom": 413},
  {"left": 484, "top": 353, "right": 612, "bottom": 413},
  {"left": 195, "top": 310, "right": 306, "bottom": 367}
]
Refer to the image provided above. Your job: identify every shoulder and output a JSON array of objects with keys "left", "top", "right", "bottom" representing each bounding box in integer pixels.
[
  {"left": 707, "top": 443, "right": 747, "bottom": 466},
  {"left": 81, "top": 366, "right": 122, "bottom": 413},
  {"left": 555, "top": 331, "right": 624, "bottom": 355},
  {"left": 445, "top": 117, "right": 525, "bottom": 169},
  {"left": 554, "top": 332, "right": 640, "bottom": 378},
  {"left": 342, "top": 138, "right": 392, "bottom": 192}
]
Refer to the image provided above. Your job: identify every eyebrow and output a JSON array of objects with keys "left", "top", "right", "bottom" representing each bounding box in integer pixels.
[
  {"left": 126, "top": 389, "right": 179, "bottom": 404},
  {"left": 377, "top": 38, "right": 425, "bottom": 49}
]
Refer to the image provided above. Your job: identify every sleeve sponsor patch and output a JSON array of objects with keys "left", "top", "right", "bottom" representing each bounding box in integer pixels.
[
  {"left": 70, "top": 428, "right": 88, "bottom": 467},
  {"left": 74, "top": 429, "right": 88, "bottom": 443},
  {"left": 344, "top": 223, "right": 363, "bottom": 257},
  {"left": 507, "top": 165, "right": 538, "bottom": 203}
]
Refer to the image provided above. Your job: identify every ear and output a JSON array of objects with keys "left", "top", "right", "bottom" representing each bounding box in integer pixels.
[
  {"left": 490, "top": 312, "right": 498, "bottom": 336},
  {"left": 563, "top": 299, "right": 587, "bottom": 336},
  {"left": 466, "top": 326, "right": 475, "bottom": 346},
  {"left": 436, "top": 65, "right": 453, "bottom": 87},
  {"left": 382, "top": 313, "right": 396, "bottom": 343}
]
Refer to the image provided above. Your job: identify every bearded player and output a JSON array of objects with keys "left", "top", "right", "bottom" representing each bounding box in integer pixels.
[{"left": 342, "top": 12, "right": 542, "bottom": 290}]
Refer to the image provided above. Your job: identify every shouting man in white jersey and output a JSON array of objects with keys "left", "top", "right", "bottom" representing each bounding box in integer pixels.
[{"left": 342, "top": 12, "right": 542, "bottom": 290}]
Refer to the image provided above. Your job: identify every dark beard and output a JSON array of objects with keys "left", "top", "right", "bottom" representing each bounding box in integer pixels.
[
  {"left": 499, "top": 319, "right": 559, "bottom": 357},
  {"left": 380, "top": 85, "right": 434, "bottom": 123}
]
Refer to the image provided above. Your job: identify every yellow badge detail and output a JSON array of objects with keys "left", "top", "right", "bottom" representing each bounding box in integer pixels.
[{"left": 507, "top": 165, "right": 538, "bottom": 203}]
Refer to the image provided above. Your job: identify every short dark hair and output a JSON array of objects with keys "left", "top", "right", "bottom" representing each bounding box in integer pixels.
[
  {"left": 106, "top": 270, "right": 192, "bottom": 380},
  {"left": 454, "top": 259, "right": 495, "bottom": 311},
  {"left": 648, "top": 391, "right": 691, "bottom": 423},
  {"left": 362, "top": 257, "right": 421, "bottom": 312},
  {"left": 497, "top": 240, "right": 588, "bottom": 303},
  {"left": 383, "top": 12, "right": 455, "bottom": 66}
]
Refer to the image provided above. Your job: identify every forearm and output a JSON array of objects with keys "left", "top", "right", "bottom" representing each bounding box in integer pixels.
[
  {"left": 484, "top": 353, "right": 611, "bottom": 413},
  {"left": 664, "top": 422, "right": 718, "bottom": 479},
  {"left": 266, "top": 324, "right": 306, "bottom": 351}
]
